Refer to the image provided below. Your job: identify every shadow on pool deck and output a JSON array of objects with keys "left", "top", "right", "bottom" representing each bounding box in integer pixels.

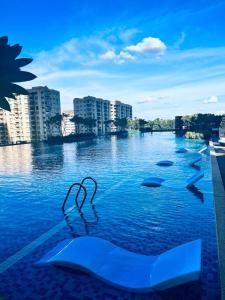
[{"left": 211, "top": 142, "right": 225, "bottom": 300}]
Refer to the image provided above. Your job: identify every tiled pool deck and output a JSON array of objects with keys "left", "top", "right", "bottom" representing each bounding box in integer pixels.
[
  {"left": 211, "top": 141, "right": 225, "bottom": 300},
  {"left": 0, "top": 219, "right": 219, "bottom": 300}
]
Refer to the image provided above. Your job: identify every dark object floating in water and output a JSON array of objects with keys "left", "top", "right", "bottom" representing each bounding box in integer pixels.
[
  {"left": 176, "top": 148, "right": 188, "bottom": 153},
  {"left": 141, "top": 177, "right": 165, "bottom": 187},
  {"left": 36, "top": 236, "right": 202, "bottom": 293},
  {"left": 157, "top": 160, "right": 174, "bottom": 166}
]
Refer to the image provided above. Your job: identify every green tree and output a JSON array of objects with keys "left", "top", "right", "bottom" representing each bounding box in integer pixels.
[
  {"left": 83, "top": 117, "right": 96, "bottom": 133},
  {"left": 70, "top": 115, "right": 85, "bottom": 134},
  {"left": 113, "top": 118, "right": 128, "bottom": 131},
  {"left": 104, "top": 119, "right": 113, "bottom": 132},
  {"left": 138, "top": 118, "right": 148, "bottom": 129},
  {"left": 47, "top": 113, "right": 62, "bottom": 137}
]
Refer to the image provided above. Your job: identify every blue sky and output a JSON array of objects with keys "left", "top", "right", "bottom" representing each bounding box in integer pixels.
[{"left": 1, "top": 0, "right": 225, "bottom": 119}]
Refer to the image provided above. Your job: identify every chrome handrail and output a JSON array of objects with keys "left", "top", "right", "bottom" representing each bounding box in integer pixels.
[
  {"left": 75, "top": 176, "right": 97, "bottom": 206},
  {"left": 62, "top": 182, "right": 87, "bottom": 212}
]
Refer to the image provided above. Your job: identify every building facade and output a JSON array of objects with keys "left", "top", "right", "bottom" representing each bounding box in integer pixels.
[
  {"left": 62, "top": 111, "right": 75, "bottom": 136},
  {"left": 73, "top": 96, "right": 111, "bottom": 135},
  {"left": 28, "top": 86, "right": 61, "bottom": 141},
  {"left": 73, "top": 96, "right": 132, "bottom": 135},
  {"left": 219, "top": 116, "right": 225, "bottom": 138},
  {"left": 0, "top": 86, "right": 61, "bottom": 145},
  {"left": 110, "top": 100, "right": 132, "bottom": 132},
  {"left": 0, "top": 95, "right": 31, "bottom": 145}
]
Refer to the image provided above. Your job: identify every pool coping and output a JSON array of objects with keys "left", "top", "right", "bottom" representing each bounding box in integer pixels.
[{"left": 210, "top": 141, "right": 225, "bottom": 300}]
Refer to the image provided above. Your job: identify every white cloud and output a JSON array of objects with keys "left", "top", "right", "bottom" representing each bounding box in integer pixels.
[
  {"left": 117, "top": 51, "right": 135, "bottom": 64},
  {"left": 28, "top": 36, "right": 112, "bottom": 76},
  {"left": 216, "top": 110, "right": 225, "bottom": 115},
  {"left": 99, "top": 36, "right": 166, "bottom": 64},
  {"left": 203, "top": 95, "right": 218, "bottom": 104},
  {"left": 173, "top": 32, "right": 186, "bottom": 48},
  {"left": 137, "top": 96, "right": 165, "bottom": 104},
  {"left": 100, "top": 50, "right": 116, "bottom": 60},
  {"left": 125, "top": 37, "right": 166, "bottom": 54},
  {"left": 99, "top": 49, "right": 135, "bottom": 64},
  {"left": 119, "top": 28, "right": 140, "bottom": 42}
]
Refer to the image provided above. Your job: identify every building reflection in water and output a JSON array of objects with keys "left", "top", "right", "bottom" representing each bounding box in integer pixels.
[
  {"left": 111, "top": 136, "right": 118, "bottom": 164},
  {"left": 0, "top": 144, "right": 32, "bottom": 175},
  {"left": 31, "top": 143, "right": 64, "bottom": 171},
  {"left": 75, "top": 139, "right": 98, "bottom": 160}
]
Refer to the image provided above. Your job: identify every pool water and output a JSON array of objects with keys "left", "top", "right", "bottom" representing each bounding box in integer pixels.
[{"left": 0, "top": 132, "right": 220, "bottom": 299}]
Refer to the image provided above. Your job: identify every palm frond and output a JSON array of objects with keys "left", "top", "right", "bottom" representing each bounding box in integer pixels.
[{"left": 0, "top": 36, "right": 36, "bottom": 111}]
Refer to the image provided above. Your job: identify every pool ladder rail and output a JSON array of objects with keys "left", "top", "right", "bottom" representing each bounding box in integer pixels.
[
  {"left": 62, "top": 176, "right": 98, "bottom": 213},
  {"left": 63, "top": 204, "right": 99, "bottom": 237}
]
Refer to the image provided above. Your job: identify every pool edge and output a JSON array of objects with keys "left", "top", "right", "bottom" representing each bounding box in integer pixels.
[{"left": 210, "top": 141, "right": 225, "bottom": 300}]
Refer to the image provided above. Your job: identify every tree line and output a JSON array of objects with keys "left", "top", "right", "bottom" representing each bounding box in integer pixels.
[
  {"left": 128, "top": 117, "right": 174, "bottom": 130},
  {"left": 46, "top": 114, "right": 175, "bottom": 137},
  {"left": 46, "top": 113, "right": 130, "bottom": 136}
]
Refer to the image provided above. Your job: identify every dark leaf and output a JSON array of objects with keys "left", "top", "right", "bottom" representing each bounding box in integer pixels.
[
  {"left": 0, "top": 96, "right": 11, "bottom": 111},
  {"left": 2, "top": 91, "right": 16, "bottom": 99},
  {"left": 8, "top": 83, "right": 28, "bottom": 95},
  {"left": 11, "top": 71, "right": 37, "bottom": 82},
  {"left": 0, "top": 36, "right": 8, "bottom": 46},
  {"left": 0, "top": 37, "right": 36, "bottom": 111},
  {"left": 15, "top": 58, "right": 33, "bottom": 67},
  {"left": 9, "top": 44, "right": 22, "bottom": 59}
]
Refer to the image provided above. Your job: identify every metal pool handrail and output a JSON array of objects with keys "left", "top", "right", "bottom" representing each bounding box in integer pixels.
[
  {"left": 75, "top": 177, "right": 98, "bottom": 205},
  {"left": 63, "top": 204, "right": 100, "bottom": 237},
  {"left": 62, "top": 183, "right": 87, "bottom": 212}
]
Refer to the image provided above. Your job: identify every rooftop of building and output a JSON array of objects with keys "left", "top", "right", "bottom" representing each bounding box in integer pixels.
[
  {"left": 73, "top": 96, "right": 132, "bottom": 107},
  {"left": 27, "top": 86, "right": 60, "bottom": 93}
]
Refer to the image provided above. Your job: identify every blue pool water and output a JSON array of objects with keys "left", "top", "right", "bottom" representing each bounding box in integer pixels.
[{"left": 0, "top": 133, "right": 220, "bottom": 299}]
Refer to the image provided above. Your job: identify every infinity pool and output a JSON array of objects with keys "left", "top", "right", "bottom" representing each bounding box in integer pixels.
[{"left": 0, "top": 133, "right": 220, "bottom": 299}]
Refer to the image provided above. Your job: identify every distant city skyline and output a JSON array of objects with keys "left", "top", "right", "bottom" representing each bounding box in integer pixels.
[{"left": 1, "top": 0, "right": 225, "bottom": 118}]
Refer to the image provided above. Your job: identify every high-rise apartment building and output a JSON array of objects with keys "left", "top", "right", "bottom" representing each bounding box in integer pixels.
[
  {"left": 28, "top": 86, "right": 61, "bottom": 141},
  {"left": 110, "top": 100, "right": 132, "bottom": 120},
  {"left": 62, "top": 111, "right": 75, "bottom": 136},
  {"left": 0, "top": 86, "right": 61, "bottom": 145},
  {"left": 0, "top": 95, "right": 31, "bottom": 145},
  {"left": 73, "top": 96, "right": 132, "bottom": 135},
  {"left": 110, "top": 100, "right": 132, "bottom": 132},
  {"left": 73, "top": 96, "right": 111, "bottom": 135}
]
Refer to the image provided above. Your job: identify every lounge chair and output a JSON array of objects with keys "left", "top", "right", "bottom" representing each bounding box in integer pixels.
[
  {"left": 36, "top": 237, "right": 202, "bottom": 293},
  {"left": 189, "top": 155, "right": 202, "bottom": 167},
  {"left": 198, "top": 146, "right": 208, "bottom": 154},
  {"left": 186, "top": 171, "right": 204, "bottom": 188},
  {"left": 219, "top": 138, "right": 225, "bottom": 146}
]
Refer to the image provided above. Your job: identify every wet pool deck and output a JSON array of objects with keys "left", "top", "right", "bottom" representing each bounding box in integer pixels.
[{"left": 210, "top": 141, "right": 225, "bottom": 300}]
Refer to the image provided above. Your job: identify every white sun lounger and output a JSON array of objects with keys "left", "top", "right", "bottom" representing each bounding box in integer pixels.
[
  {"left": 186, "top": 171, "right": 204, "bottom": 188},
  {"left": 36, "top": 237, "right": 202, "bottom": 293},
  {"left": 219, "top": 138, "right": 225, "bottom": 146},
  {"left": 198, "top": 146, "right": 208, "bottom": 154}
]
